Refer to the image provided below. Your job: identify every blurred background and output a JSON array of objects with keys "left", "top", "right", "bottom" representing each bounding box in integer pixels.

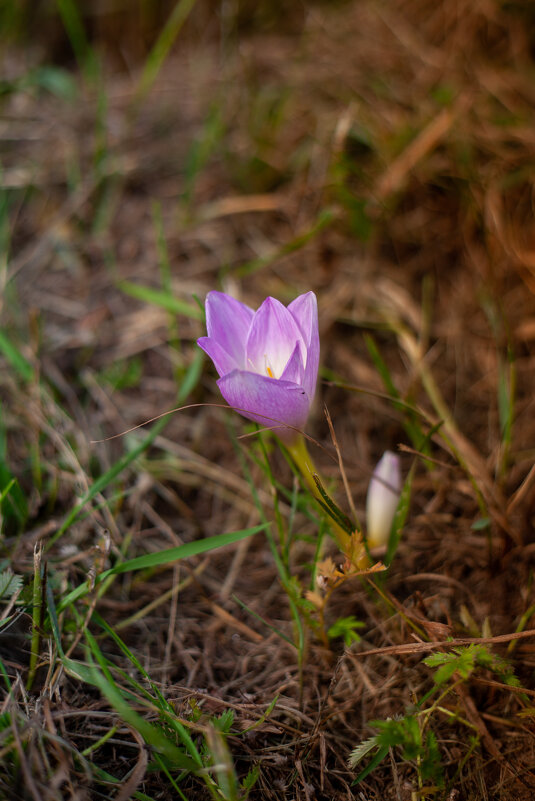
[
  {"left": 2, "top": 1, "right": 535, "bottom": 797},
  {"left": 3, "top": 0, "right": 534, "bottom": 474}
]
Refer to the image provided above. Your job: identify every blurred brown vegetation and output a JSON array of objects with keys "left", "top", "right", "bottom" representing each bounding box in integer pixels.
[{"left": 2, "top": 0, "right": 535, "bottom": 799}]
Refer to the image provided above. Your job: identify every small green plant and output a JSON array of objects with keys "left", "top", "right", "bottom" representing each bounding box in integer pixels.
[
  {"left": 327, "top": 615, "right": 365, "bottom": 647},
  {"left": 349, "top": 643, "right": 520, "bottom": 795},
  {"left": 349, "top": 714, "right": 444, "bottom": 790},
  {"left": 423, "top": 643, "right": 520, "bottom": 689},
  {"left": 0, "top": 569, "right": 25, "bottom": 704},
  {"left": 0, "top": 568, "right": 23, "bottom": 603}
]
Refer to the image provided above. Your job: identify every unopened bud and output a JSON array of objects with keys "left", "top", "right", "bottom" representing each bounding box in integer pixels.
[{"left": 366, "top": 451, "right": 401, "bottom": 548}]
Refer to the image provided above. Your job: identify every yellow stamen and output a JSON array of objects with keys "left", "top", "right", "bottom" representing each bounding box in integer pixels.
[{"left": 266, "top": 366, "right": 274, "bottom": 378}]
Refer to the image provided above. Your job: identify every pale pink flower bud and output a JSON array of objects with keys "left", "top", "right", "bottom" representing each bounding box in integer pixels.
[{"left": 366, "top": 451, "right": 401, "bottom": 548}]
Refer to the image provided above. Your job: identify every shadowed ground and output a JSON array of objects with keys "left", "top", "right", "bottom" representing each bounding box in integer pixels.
[{"left": 1, "top": 1, "right": 535, "bottom": 799}]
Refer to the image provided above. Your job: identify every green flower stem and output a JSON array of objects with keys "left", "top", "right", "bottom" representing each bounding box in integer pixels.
[
  {"left": 27, "top": 543, "right": 44, "bottom": 691},
  {"left": 285, "top": 435, "right": 352, "bottom": 555}
]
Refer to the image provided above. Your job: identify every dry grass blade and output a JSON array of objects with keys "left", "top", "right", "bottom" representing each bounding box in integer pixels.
[
  {"left": 113, "top": 726, "right": 148, "bottom": 801},
  {"left": 375, "top": 95, "right": 472, "bottom": 201},
  {"left": 350, "top": 628, "right": 535, "bottom": 659},
  {"left": 2, "top": 0, "right": 535, "bottom": 798}
]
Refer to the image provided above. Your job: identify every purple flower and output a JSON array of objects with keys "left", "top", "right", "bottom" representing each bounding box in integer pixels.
[
  {"left": 197, "top": 291, "right": 319, "bottom": 442},
  {"left": 366, "top": 451, "right": 402, "bottom": 548}
]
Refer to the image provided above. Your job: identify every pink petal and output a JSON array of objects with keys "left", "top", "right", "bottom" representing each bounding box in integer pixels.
[
  {"left": 288, "top": 291, "right": 317, "bottom": 346},
  {"left": 279, "top": 341, "right": 305, "bottom": 386},
  {"left": 288, "top": 292, "right": 319, "bottom": 399},
  {"left": 217, "top": 370, "right": 311, "bottom": 441},
  {"left": 205, "top": 291, "right": 254, "bottom": 370},
  {"left": 245, "top": 297, "right": 305, "bottom": 379},
  {"left": 197, "top": 337, "right": 239, "bottom": 378}
]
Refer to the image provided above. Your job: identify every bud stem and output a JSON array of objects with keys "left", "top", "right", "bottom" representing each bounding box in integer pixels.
[{"left": 285, "top": 435, "right": 352, "bottom": 555}]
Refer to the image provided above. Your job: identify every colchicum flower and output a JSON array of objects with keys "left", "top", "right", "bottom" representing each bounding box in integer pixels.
[
  {"left": 366, "top": 451, "right": 402, "bottom": 548},
  {"left": 197, "top": 291, "right": 319, "bottom": 443}
]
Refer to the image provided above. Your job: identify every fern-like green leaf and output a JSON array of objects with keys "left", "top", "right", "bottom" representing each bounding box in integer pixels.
[
  {"left": 0, "top": 570, "right": 23, "bottom": 600},
  {"left": 348, "top": 733, "right": 380, "bottom": 768}
]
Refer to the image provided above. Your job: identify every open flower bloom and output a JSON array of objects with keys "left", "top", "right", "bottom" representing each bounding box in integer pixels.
[
  {"left": 366, "top": 451, "right": 402, "bottom": 548},
  {"left": 197, "top": 291, "right": 319, "bottom": 442}
]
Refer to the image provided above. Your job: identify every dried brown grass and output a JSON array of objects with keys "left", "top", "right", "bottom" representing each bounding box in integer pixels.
[{"left": 2, "top": 0, "right": 535, "bottom": 798}]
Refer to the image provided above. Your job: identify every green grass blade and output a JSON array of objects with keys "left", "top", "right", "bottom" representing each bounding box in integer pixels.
[
  {"left": 49, "top": 416, "right": 168, "bottom": 547},
  {"left": 92, "top": 612, "right": 169, "bottom": 703},
  {"left": 0, "top": 418, "right": 28, "bottom": 532},
  {"left": 83, "top": 763, "right": 156, "bottom": 801},
  {"left": 205, "top": 724, "right": 240, "bottom": 801},
  {"left": 46, "top": 580, "right": 65, "bottom": 657},
  {"left": 55, "top": 0, "right": 98, "bottom": 82},
  {"left": 152, "top": 753, "right": 190, "bottom": 801},
  {"left": 312, "top": 474, "right": 354, "bottom": 534},
  {"left": 107, "top": 523, "right": 267, "bottom": 575},
  {"left": 232, "top": 594, "right": 295, "bottom": 647},
  {"left": 0, "top": 657, "right": 12, "bottom": 692},
  {"left": 351, "top": 744, "right": 390, "bottom": 785},
  {"left": 54, "top": 605, "right": 198, "bottom": 771},
  {"left": 233, "top": 209, "right": 335, "bottom": 278},
  {"left": 228, "top": 428, "right": 307, "bottom": 665},
  {"left": 57, "top": 523, "right": 267, "bottom": 611},
  {"left": 135, "top": 0, "right": 199, "bottom": 104},
  {"left": 364, "top": 334, "right": 429, "bottom": 454},
  {"left": 497, "top": 345, "right": 515, "bottom": 477},
  {"left": 118, "top": 281, "right": 203, "bottom": 320},
  {"left": 240, "top": 696, "right": 278, "bottom": 735},
  {"left": 0, "top": 329, "right": 33, "bottom": 381},
  {"left": 385, "top": 460, "right": 415, "bottom": 566},
  {"left": 83, "top": 660, "right": 199, "bottom": 770},
  {"left": 182, "top": 105, "right": 225, "bottom": 206},
  {"left": 85, "top": 621, "right": 204, "bottom": 766},
  {"left": 177, "top": 348, "right": 204, "bottom": 404}
]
